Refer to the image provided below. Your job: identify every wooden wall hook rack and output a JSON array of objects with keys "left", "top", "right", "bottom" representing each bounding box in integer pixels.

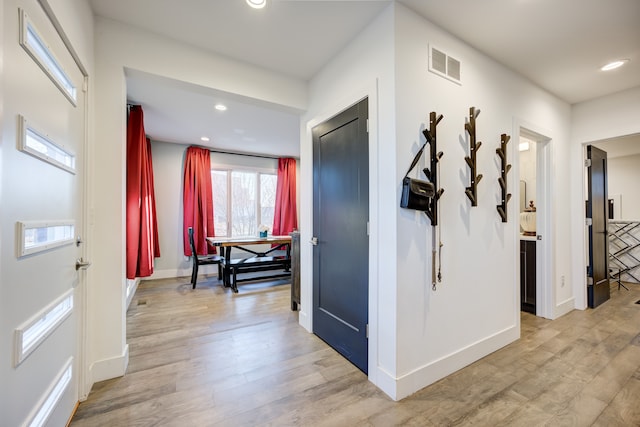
[
  {"left": 421, "top": 111, "right": 445, "bottom": 225},
  {"left": 496, "top": 133, "right": 512, "bottom": 222},
  {"left": 464, "top": 106, "right": 482, "bottom": 206}
]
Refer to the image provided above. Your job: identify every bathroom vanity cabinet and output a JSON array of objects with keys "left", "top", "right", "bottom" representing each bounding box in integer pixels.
[{"left": 520, "top": 238, "right": 536, "bottom": 314}]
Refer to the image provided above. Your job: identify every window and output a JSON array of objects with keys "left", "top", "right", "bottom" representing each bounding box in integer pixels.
[
  {"left": 19, "top": 9, "right": 77, "bottom": 105},
  {"left": 14, "top": 290, "right": 73, "bottom": 366},
  {"left": 17, "top": 220, "right": 75, "bottom": 257},
  {"left": 212, "top": 169, "right": 277, "bottom": 237},
  {"left": 18, "top": 115, "right": 76, "bottom": 173}
]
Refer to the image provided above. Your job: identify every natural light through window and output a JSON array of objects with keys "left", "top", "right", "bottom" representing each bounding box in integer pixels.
[
  {"left": 212, "top": 169, "right": 276, "bottom": 237},
  {"left": 260, "top": 174, "right": 277, "bottom": 232},
  {"left": 18, "top": 221, "right": 75, "bottom": 257},
  {"left": 19, "top": 9, "right": 77, "bottom": 105},
  {"left": 15, "top": 290, "right": 73, "bottom": 366},
  {"left": 19, "top": 116, "right": 76, "bottom": 173}
]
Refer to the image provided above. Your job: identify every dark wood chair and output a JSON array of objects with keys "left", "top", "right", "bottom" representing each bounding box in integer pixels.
[{"left": 188, "top": 227, "right": 223, "bottom": 289}]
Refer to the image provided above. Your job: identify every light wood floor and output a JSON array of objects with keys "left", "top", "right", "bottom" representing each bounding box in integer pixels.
[{"left": 71, "top": 277, "right": 640, "bottom": 426}]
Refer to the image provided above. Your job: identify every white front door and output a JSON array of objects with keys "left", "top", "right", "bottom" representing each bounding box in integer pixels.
[{"left": 1, "top": 0, "right": 87, "bottom": 425}]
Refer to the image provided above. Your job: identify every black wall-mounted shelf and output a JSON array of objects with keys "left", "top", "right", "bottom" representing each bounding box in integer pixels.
[
  {"left": 421, "top": 111, "right": 444, "bottom": 225},
  {"left": 496, "top": 133, "right": 512, "bottom": 222},
  {"left": 464, "top": 107, "right": 482, "bottom": 206}
]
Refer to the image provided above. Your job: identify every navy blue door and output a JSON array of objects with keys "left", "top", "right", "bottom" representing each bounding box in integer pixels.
[
  {"left": 587, "top": 145, "right": 610, "bottom": 308},
  {"left": 312, "top": 98, "right": 369, "bottom": 373}
]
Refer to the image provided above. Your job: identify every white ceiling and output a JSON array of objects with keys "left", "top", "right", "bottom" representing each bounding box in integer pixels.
[
  {"left": 90, "top": 0, "right": 640, "bottom": 157},
  {"left": 125, "top": 69, "right": 302, "bottom": 157},
  {"left": 400, "top": 0, "right": 640, "bottom": 105}
]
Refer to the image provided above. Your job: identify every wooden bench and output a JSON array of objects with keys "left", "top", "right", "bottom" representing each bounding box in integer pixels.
[{"left": 228, "top": 255, "right": 291, "bottom": 293}]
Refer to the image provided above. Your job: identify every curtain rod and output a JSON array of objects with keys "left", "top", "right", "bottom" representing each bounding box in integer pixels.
[
  {"left": 209, "top": 148, "right": 298, "bottom": 160},
  {"left": 126, "top": 103, "right": 140, "bottom": 115}
]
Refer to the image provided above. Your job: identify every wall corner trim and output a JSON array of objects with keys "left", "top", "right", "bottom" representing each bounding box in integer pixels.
[{"left": 89, "top": 344, "right": 129, "bottom": 385}]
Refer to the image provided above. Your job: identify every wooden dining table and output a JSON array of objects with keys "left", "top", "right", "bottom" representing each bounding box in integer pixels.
[{"left": 206, "top": 235, "right": 292, "bottom": 290}]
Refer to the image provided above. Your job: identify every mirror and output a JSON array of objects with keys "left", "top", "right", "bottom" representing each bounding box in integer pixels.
[{"left": 520, "top": 180, "right": 526, "bottom": 212}]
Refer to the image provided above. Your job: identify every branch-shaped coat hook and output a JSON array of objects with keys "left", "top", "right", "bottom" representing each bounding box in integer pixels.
[
  {"left": 421, "top": 111, "right": 445, "bottom": 226},
  {"left": 422, "top": 111, "right": 445, "bottom": 290},
  {"left": 496, "top": 133, "right": 512, "bottom": 222},
  {"left": 464, "top": 106, "right": 482, "bottom": 206}
]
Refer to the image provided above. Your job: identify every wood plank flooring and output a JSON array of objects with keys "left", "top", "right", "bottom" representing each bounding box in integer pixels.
[{"left": 71, "top": 277, "right": 640, "bottom": 426}]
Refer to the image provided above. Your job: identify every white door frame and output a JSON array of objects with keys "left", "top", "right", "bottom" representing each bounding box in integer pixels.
[
  {"left": 300, "top": 79, "right": 380, "bottom": 386},
  {"left": 516, "top": 120, "right": 554, "bottom": 319},
  {"left": 38, "top": 0, "right": 92, "bottom": 400}
]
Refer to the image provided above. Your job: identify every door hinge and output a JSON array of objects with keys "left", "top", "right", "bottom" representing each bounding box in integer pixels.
[
  {"left": 366, "top": 324, "right": 369, "bottom": 338},
  {"left": 585, "top": 159, "right": 592, "bottom": 167},
  {"left": 587, "top": 276, "right": 594, "bottom": 286},
  {"left": 83, "top": 77, "right": 88, "bottom": 93},
  {"left": 586, "top": 218, "right": 592, "bottom": 226},
  {"left": 367, "top": 221, "right": 370, "bottom": 236},
  {"left": 366, "top": 119, "right": 369, "bottom": 133}
]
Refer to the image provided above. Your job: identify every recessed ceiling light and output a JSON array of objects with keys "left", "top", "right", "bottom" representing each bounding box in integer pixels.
[
  {"left": 214, "top": 104, "right": 227, "bottom": 111},
  {"left": 601, "top": 59, "right": 629, "bottom": 71},
  {"left": 246, "top": 0, "right": 266, "bottom": 9},
  {"left": 200, "top": 136, "right": 210, "bottom": 142}
]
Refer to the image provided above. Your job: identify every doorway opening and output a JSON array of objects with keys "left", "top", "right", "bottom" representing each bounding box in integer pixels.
[
  {"left": 586, "top": 133, "right": 640, "bottom": 298},
  {"left": 518, "top": 135, "right": 537, "bottom": 314},
  {"left": 518, "top": 126, "right": 553, "bottom": 319}
]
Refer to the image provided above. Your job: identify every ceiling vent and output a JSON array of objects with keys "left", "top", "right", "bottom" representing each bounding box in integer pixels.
[{"left": 429, "top": 45, "right": 461, "bottom": 85}]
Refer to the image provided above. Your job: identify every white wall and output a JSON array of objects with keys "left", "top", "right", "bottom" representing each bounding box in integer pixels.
[
  {"left": 391, "top": 4, "right": 573, "bottom": 399},
  {"left": 148, "top": 141, "right": 190, "bottom": 278},
  {"left": 91, "top": 16, "right": 307, "bottom": 387},
  {"left": 47, "top": 0, "right": 94, "bottom": 71},
  {"left": 0, "top": 0, "right": 5, "bottom": 411},
  {"left": 569, "top": 86, "right": 640, "bottom": 309},
  {"left": 303, "top": 2, "right": 573, "bottom": 401},
  {"left": 607, "top": 154, "right": 640, "bottom": 220},
  {"left": 572, "top": 87, "right": 640, "bottom": 144}
]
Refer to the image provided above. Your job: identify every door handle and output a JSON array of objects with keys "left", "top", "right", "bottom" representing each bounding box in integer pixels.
[
  {"left": 310, "top": 237, "right": 318, "bottom": 246},
  {"left": 75, "top": 257, "right": 92, "bottom": 271}
]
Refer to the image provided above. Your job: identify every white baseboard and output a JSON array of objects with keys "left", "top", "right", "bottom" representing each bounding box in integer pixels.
[
  {"left": 149, "top": 268, "right": 188, "bottom": 280},
  {"left": 385, "top": 324, "right": 519, "bottom": 401},
  {"left": 149, "top": 266, "right": 220, "bottom": 280},
  {"left": 298, "top": 309, "right": 311, "bottom": 332},
  {"left": 125, "top": 278, "right": 139, "bottom": 309},
  {"left": 89, "top": 344, "right": 129, "bottom": 385},
  {"left": 555, "top": 296, "right": 575, "bottom": 319}
]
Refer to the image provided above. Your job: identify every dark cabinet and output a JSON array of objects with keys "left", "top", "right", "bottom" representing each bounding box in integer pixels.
[
  {"left": 290, "top": 231, "right": 300, "bottom": 311},
  {"left": 520, "top": 240, "right": 536, "bottom": 314}
]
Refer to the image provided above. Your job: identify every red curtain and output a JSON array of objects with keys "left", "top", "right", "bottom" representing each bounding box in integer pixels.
[
  {"left": 272, "top": 158, "right": 298, "bottom": 236},
  {"left": 126, "top": 106, "right": 160, "bottom": 279},
  {"left": 183, "top": 146, "right": 215, "bottom": 256}
]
